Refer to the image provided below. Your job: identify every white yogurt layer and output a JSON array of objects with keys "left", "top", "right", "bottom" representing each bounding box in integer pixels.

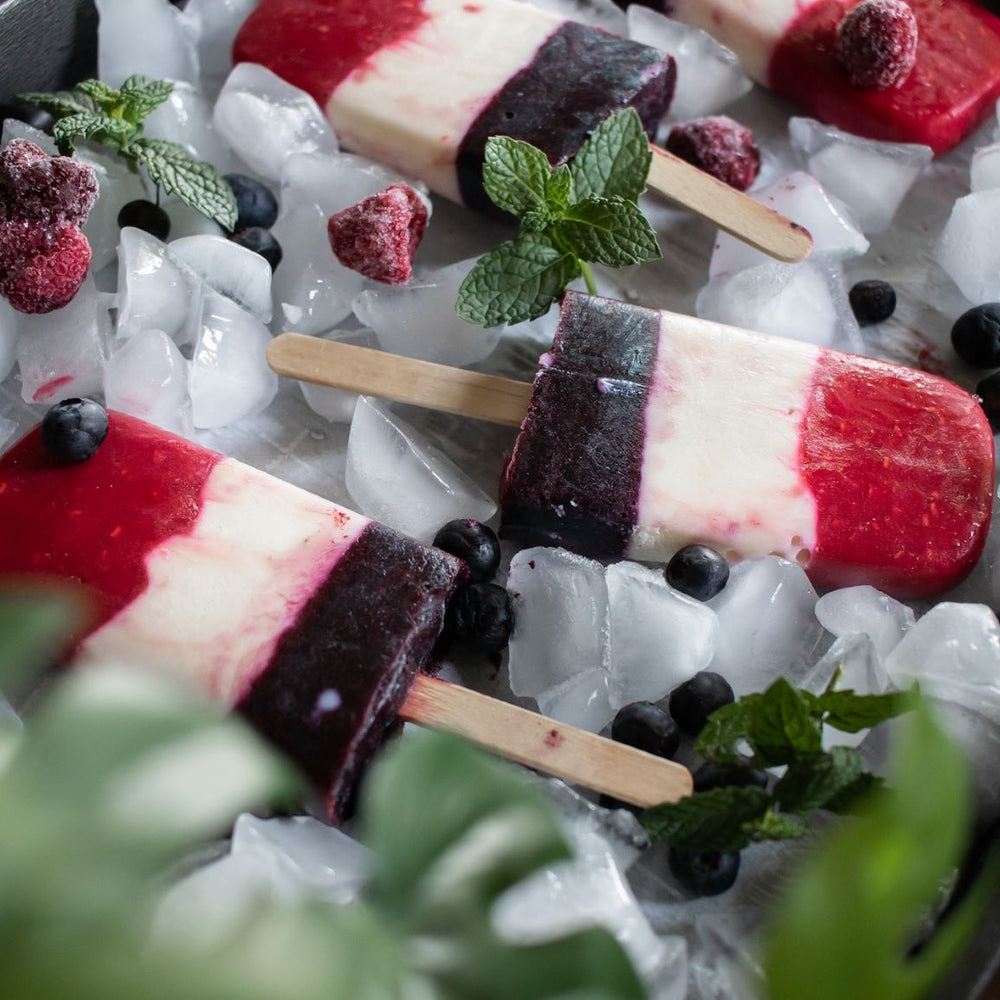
[
  {"left": 667, "top": 0, "right": 813, "bottom": 82},
  {"left": 628, "top": 311, "right": 819, "bottom": 565},
  {"left": 79, "top": 459, "right": 370, "bottom": 705},
  {"left": 328, "top": 0, "right": 561, "bottom": 201}
]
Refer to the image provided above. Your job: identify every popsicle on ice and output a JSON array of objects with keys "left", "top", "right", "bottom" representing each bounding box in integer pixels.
[
  {"left": 231, "top": 0, "right": 812, "bottom": 261},
  {"left": 0, "top": 411, "right": 693, "bottom": 817},
  {"left": 663, "top": 0, "right": 1000, "bottom": 154},
  {"left": 268, "top": 291, "right": 995, "bottom": 600}
]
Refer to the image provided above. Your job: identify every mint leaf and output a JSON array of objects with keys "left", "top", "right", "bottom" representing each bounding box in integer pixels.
[
  {"left": 817, "top": 688, "right": 917, "bottom": 734},
  {"left": 14, "top": 90, "right": 93, "bottom": 119},
  {"left": 642, "top": 785, "right": 770, "bottom": 852},
  {"left": 773, "top": 747, "right": 865, "bottom": 813},
  {"left": 824, "top": 771, "right": 885, "bottom": 815},
  {"left": 569, "top": 107, "right": 651, "bottom": 202},
  {"left": 119, "top": 75, "right": 174, "bottom": 122},
  {"left": 545, "top": 163, "right": 574, "bottom": 214},
  {"left": 130, "top": 138, "right": 238, "bottom": 230},
  {"left": 0, "top": 591, "right": 83, "bottom": 693},
  {"left": 553, "top": 195, "right": 661, "bottom": 267},
  {"left": 482, "top": 136, "right": 553, "bottom": 218},
  {"left": 52, "top": 112, "right": 135, "bottom": 155},
  {"left": 457, "top": 234, "right": 580, "bottom": 326},
  {"left": 694, "top": 701, "right": 752, "bottom": 765},
  {"left": 74, "top": 79, "right": 123, "bottom": 115},
  {"left": 520, "top": 208, "right": 551, "bottom": 234},
  {"left": 751, "top": 810, "right": 810, "bottom": 843},
  {"left": 744, "top": 678, "right": 823, "bottom": 766}
]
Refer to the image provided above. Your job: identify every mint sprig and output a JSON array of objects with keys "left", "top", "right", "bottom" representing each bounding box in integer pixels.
[
  {"left": 457, "top": 108, "right": 661, "bottom": 326},
  {"left": 17, "top": 75, "right": 237, "bottom": 231},
  {"left": 642, "top": 676, "right": 916, "bottom": 852}
]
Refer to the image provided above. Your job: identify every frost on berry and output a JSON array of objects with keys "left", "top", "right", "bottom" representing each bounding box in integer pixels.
[
  {"left": 0, "top": 139, "right": 97, "bottom": 313},
  {"left": 0, "top": 138, "right": 99, "bottom": 227},
  {"left": 835, "top": 0, "right": 919, "bottom": 90},
  {"left": 664, "top": 116, "right": 761, "bottom": 191},
  {"left": 0, "top": 223, "right": 92, "bottom": 314},
  {"left": 327, "top": 183, "right": 428, "bottom": 284}
]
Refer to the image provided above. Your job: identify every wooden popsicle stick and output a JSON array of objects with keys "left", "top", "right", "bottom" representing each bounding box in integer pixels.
[
  {"left": 403, "top": 674, "right": 692, "bottom": 807},
  {"left": 267, "top": 334, "right": 532, "bottom": 426},
  {"left": 647, "top": 144, "right": 812, "bottom": 263}
]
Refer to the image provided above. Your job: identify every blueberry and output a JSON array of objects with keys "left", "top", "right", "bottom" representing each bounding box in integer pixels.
[
  {"left": 224, "top": 174, "right": 279, "bottom": 231},
  {"left": 668, "top": 847, "right": 740, "bottom": 896},
  {"left": 611, "top": 702, "right": 681, "bottom": 758},
  {"left": 669, "top": 671, "right": 735, "bottom": 736},
  {"left": 849, "top": 279, "right": 896, "bottom": 326},
  {"left": 442, "top": 583, "right": 513, "bottom": 652},
  {"left": 952, "top": 304, "right": 1000, "bottom": 368},
  {"left": 693, "top": 763, "right": 769, "bottom": 793},
  {"left": 41, "top": 398, "right": 109, "bottom": 463},
  {"left": 433, "top": 519, "right": 501, "bottom": 584},
  {"left": 117, "top": 199, "right": 171, "bottom": 241},
  {"left": 0, "top": 101, "right": 53, "bottom": 133},
  {"left": 975, "top": 371, "right": 1000, "bottom": 433},
  {"left": 665, "top": 544, "right": 729, "bottom": 601},
  {"left": 232, "top": 227, "right": 283, "bottom": 272}
]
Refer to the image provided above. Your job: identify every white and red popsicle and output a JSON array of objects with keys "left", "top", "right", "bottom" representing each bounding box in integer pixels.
[
  {"left": 269, "top": 292, "right": 996, "bottom": 600},
  {"left": 662, "top": 0, "right": 1000, "bottom": 154}
]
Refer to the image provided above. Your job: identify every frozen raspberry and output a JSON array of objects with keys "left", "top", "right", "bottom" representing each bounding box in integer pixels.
[
  {"left": 664, "top": 116, "right": 761, "bottom": 191},
  {"left": 0, "top": 217, "right": 52, "bottom": 275},
  {"left": 835, "top": 0, "right": 918, "bottom": 90},
  {"left": 327, "top": 183, "right": 428, "bottom": 284},
  {"left": 0, "top": 223, "right": 91, "bottom": 314},
  {"left": 0, "top": 138, "right": 99, "bottom": 227}
]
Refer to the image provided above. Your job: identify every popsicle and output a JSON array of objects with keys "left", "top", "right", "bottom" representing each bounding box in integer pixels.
[
  {"left": 660, "top": 0, "right": 1000, "bottom": 154},
  {"left": 231, "top": 0, "right": 812, "bottom": 262},
  {"left": 268, "top": 291, "right": 995, "bottom": 600},
  {"left": 0, "top": 410, "right": 693, "bottom": 818}
]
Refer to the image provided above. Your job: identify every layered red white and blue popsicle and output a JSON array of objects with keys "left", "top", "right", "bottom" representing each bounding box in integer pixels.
[
  {"left": 499, "top": 292, "right": 995, "bottom": 599},
  {"left": 0, "top": 413, "right": 466, "bottom": 820},
  {"left": 666, "top": 0, "right": 1000, "bottom": 154},
  {"left": 232, "top": 0, "right": 675, "bottom": 215}
]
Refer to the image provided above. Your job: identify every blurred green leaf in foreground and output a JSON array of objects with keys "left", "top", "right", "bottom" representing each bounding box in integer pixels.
[
  {"left": 764, "top": 699, "right": 996, "bottom": 1000},
  {"left": 0, "top": 594, "right": 644, "bottom": 1000}
]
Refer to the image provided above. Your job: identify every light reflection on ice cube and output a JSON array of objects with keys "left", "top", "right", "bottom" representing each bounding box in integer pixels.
[{"left": 345, "top": 396, "right": 496, "bottom": 541}]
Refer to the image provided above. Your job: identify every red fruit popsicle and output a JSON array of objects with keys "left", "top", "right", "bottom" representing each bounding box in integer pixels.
[
  {"left": 665, "top": 0, "right": 1000, "bottom": 155},
  {"left": 0, "top": 411, "right": 694, "bottom": 817}
]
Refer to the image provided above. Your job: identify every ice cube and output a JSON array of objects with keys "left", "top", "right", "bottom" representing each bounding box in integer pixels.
[
  {"left": 190, "top": 291, "right": 277, "bottom": 429},
  {"left": 213, "top": 63, "right": 339, "bottom": 182},
  {"left": 116, "top": 227, "right": 200, "bottom": 344},
  {"left": 0, "top": 297, "right": 20, "bottom": 382},
  {"left": 169, "top": 235, "right": 273, "bottom": 323},
  {"left": 494, "top": 786, "right": 671, "bottom": 981},
  {"left": 936, "top": 190, "right": 1000, "bottom": 303},
  {"left": 75, "top": 147, "right": 150, "bottom": 274},
  {"left": 104, "top": 329, "right": 194, "bottom": 437},
  {"left": 1, "top": 120, "right": 57, "bottom": 154},
  {"left": 344, "top": 396, "right": 496, "bottom": 540},
  {"left": 707, "top": 556, "right": 828, "bottom": 696},
  {"left": 353, "top": 258, "right": 504, "bottom": 366},
  {"left": 299, "top": 329, "right": 379, "bottom": 424},
  {"left": 697, "top": 259, "right": 862, "bottom": 350},
  {"left": 536, "top": 669, "right": 615, "bottom": 733},
  {"left": 144, "top": 82, "right": 237, "bottom": 174},
  {"left": 814, "top": 585, "right": 915, "bottom": 661},
  {"left": 506, "top": 547, "right": 611, "bottom": 706},
  {"left": 710, "top": 172, "right": 868, "bottom": 278},
  {"left": 626, "top": 8, "right": 752, "bottom": 120},
  {"left": 520, "top": 0, "right": 626, "bottom": 33},
  {"left": 971, "top": 142, "right": 1000, "bottom": 193},
  {"left": 162, "top": 196, "right": 227, "bottom": 241},
  {"left": 180, "top": 0, "right": 262, "bottom": 98},
  {"left": 95, "top": 0, "right": 199, "bottom": 88},
  {"left": 788, "top": 118, "right": 932, "bottom": 233},
  {"left": 15, "top": 276, "right": 107, "bottom": 404},
  {"left": 885, "top": 603, "right": 1000, "bottom": 724},
  {"left": 606, "top": 561, "right": 718, "bottom": 708}
]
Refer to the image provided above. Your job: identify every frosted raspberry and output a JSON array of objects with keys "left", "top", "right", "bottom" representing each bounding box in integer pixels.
[
  {"left": 0, "top": 217, "right": 53, "bottom": 275},
  {"left": 327, "top": 184, "right": 428, "bottom": 284},
  {"left": 835, "top": 0, "right": 919, "bottom": 90},
  {"left": 664, "top": 116, "right": 761, "bottom": 191},
  {"left": 0, "top": 138, "right": 99, "bottom": 227},
  {"left": 0, "top": 223, "right": 91, "bottom": 314}
]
